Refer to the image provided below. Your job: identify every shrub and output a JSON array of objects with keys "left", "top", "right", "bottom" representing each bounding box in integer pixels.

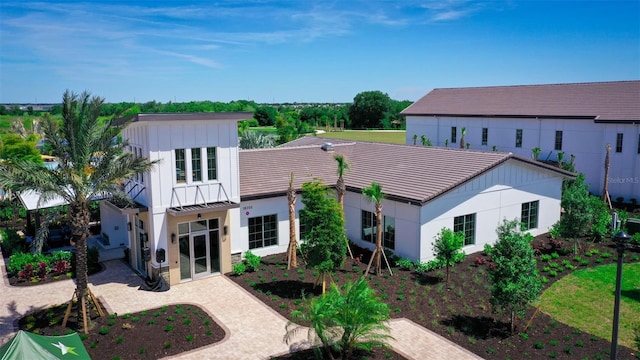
[
  {"left": 37, "top": 261, "right": 48, "bottom": 280},
  {"left": 232, "top": 262, "right": 246, "bottom": 276},
  {"left": 395, "top": 258, "right": 414, "bottom": 270},
  {"left": 51, "top": 260, "right": 70, "bottom": 275},
  {"left": 534, "top": 342, "right": 545, "bottom": 349},
  {"left": 18, "top": 264, "right": 35, "bottom": 280},
  {"left": 474, "top": 257, "right": 486, "bottom": 266},
  {"left": 244, "top": 250, "right": 261, "bottom": 272},
  {"left": 0, "top": 229, "right": 28, "bottom": 257}
]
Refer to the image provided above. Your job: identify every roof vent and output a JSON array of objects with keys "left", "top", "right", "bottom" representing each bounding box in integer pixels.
[{"left": 321, "top": 142, "right": 335, "bottom": 152}]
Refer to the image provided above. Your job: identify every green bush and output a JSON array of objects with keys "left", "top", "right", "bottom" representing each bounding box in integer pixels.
[
  {"left": 232, "top": 262, "right": 246, "bottom": 276},
  {"left": 395, "top": 258, "right": 414, "bottom": 271},
  {"left": 0, "top": 229, "right": 28, "bottom": 257},
  {"left": 7, "top": 252, "right": 48, "bottom": 277},
  {"left": 244, "top": 250, "right": 261, "bottom": 272}
]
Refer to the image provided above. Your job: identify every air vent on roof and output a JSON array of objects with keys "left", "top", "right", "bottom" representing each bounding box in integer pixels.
[{"left": 321, "top": 142, "right": 335, "bottom": 152}]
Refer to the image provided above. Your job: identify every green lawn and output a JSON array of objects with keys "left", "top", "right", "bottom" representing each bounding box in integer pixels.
[
  {"left": 316, "top": 130, "right": 406, "bottom": 144},
  {"left": 538, "top": 262, "right": 640, "bottom": 350}
]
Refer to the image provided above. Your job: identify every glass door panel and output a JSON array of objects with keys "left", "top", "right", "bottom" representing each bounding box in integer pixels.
[
  {"left": 209, "top": 229, "right": 220, "bottom": 273},
  {"left": 179, "top": 235, "right": 191, "bottom": 280},
  {"left": 192, "top": 233, "right": 209, "bottom": 278}
]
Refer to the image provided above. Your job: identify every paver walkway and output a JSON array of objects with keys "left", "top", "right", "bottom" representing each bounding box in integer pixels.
[{"left": 0, "top": 256, "right": 482, "bottom": 359}]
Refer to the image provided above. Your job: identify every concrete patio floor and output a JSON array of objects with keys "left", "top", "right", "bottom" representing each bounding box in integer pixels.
[{"left": 0, "top": 255, "right": 483, "bottom": 359}]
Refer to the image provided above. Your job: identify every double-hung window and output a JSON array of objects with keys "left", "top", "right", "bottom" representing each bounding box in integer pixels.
[
  {"left": 454, "top": 213, "right": 476, "bottom": 246},
  {"left": 191, "top": 148, "right": 202, "bottom": 182},
  {"left": 521, "top": 201, "right": 539, "bottom": 230},
  {"left": 207, "top": 147, "right": 217, "bottom": 180},
  {"left": 175, "top": 149, "right": 186, "bottom": 183}
]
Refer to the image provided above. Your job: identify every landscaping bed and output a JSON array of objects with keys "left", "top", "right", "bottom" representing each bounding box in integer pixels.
[
  {"left": 229, "top": 237, "right": 640, "bottom": 359},
  {"left": 18, "top": 303, "right": 225, "bottom": 360}
]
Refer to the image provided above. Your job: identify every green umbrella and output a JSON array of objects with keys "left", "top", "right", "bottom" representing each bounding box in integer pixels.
[{"left": 0, "top": 330, "right": 91, "bottom": 360}]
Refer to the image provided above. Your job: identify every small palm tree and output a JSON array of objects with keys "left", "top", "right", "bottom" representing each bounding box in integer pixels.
[
  {"left": 284, "top": 277, "right": 393, "bottom": 360},
  {"left": 287, "top": 172, "right": 297, "bottom": 269},
  {"left": 459, "top": 127, "right": 467, "bottom": 149},
  {"left": 531, "top": 147, "right": 541, "bottom": 160},
  {"left": 362, "top": 182, "right": 393, "bottom": 276},
  {"left": 334, "top": 154, "right": 353, "bottom": 259},
  {"left": 0, "top": 90, "right": 157, "bottom": 333},
  {"left": 412, "top": 134, "right": 417, "bottom": 146}
]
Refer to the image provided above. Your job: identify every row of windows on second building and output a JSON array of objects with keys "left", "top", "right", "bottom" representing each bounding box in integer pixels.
[
  {"left": 246, "top": 200, "right": 540, "bottom": 252},
  {"left": 446, "top": 127, "right": 635, "bottom": 153}
]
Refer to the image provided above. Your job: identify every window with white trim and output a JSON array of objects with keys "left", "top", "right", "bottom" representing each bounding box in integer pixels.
[
  {"left": 454, "top": 213, "right": 476, "bottom": 246},
  {"left": 207, "top": 147, "right": 217, "bottom": 180},
  {"left": 248, "top": 214, "right": 277, "bottom": 249},
  {"left": 521, "top": 200, "right": 539, "bottom": 230},
  {"left": 361, "top": 210, "right": 395, "bottom": 250},
  {"left": 191, "top": 148, "right": 202, "bottom": 182},
  {"left": 175, "top": 149, "right": 186, "bottom": 183}
]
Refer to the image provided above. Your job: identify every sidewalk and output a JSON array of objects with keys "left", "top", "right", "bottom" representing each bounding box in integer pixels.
[{"left": 0, "top": 256, "right": 483, "bottom": 359}]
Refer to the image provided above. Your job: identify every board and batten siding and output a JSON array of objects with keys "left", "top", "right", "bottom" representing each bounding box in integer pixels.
[
  {"left": 123, "top": 120, "right": 241, "bottom": 212},
  {"left": 406, "top": 116, "right": 639, "bottom": 201},
  {"left": 418, "top": 160, "right": 562, "bottom": 261}
]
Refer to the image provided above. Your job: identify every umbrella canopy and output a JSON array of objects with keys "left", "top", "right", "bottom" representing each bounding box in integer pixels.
[{"left": 0, "top": 331, "right": 91, "bottom": 360}]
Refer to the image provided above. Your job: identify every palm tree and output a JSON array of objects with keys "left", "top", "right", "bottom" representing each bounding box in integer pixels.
[
  {"left": 287, "top": 172, "right": 297, "bottom": 269},
  {"left": 459, "top": 127, "right": 467, "bottom": 149},
  {"left": 334, "top": 154, "right": 353, "bottom": 259},
  {"left": 285, "top": 277, "right": 393, "bottom": 360},
  {"left": 412, "top": 134, "right": 417, "bottom": 146},
  {"left": 362, "top": 182, "right": 393, "bottom": 276},
  {"left": 0, "top": 90, "right": 157, "bottom": 333}
]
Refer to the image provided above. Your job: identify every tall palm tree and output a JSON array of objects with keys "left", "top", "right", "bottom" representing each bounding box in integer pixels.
[
  {"left": 362, "top": 182, "right": 393, "bottom": 276},
  {"left": 287, "top": 172, "right": 297, "bottom": 269},
  {"left": 334, "top": 154, "right": 353, "bottom": 259},
  {"left": 0, "top": 90, "right": 157, "bottom": 333}
]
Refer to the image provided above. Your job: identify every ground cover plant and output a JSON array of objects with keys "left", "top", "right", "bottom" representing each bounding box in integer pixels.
[
  {"left": 230, "top": 236, "right": 640, "bottom": 359},
  {"left": 18, "top": 303, "right": 225, "bottom": 360},
  {"left": 538, "top": 262, "right": 640, "bottom": 350}
]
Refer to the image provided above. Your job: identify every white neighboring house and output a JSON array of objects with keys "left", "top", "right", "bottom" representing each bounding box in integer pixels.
[
  {"left": 100, "top": 113, "right": 251, "bottom": 285},
  {"left": 238, "top": 138, "right": 573, "bottom": 263},
  {"left": 402, "top": 81, "right": 640, "bottom": 203}
]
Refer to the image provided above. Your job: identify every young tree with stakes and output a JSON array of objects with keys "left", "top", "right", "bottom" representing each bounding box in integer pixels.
[
  {"left": 334, "top": 154, "right": 353, "bottom": 259},
  {"left": 362, "top": 182, "right": 393, "bottom": 276},
  {"left": 287, "top": 172, "right": 297, "bottom": 269},
  {"left": 0, "top": 90, "right": 157, "bottom": 333}
]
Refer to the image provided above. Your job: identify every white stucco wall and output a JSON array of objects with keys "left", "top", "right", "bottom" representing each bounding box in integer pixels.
[
  {"left": 237, "top": 159, "right": 564, "bottom": 264},
  {"left": 235, "top": 196, "right": 304, "bottom": 258},
  {"left": 406, "top": 116, "right": 640, "bottom": 201},
  {"left": 418, "top": 160, "right": 562, "bottom": 261},
  {"left": 99, "top": 201, "right": 131, "bottom": 249}
]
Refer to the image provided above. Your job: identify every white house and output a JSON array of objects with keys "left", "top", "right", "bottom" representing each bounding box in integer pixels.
[
  {"left": 238, "top": 138, "right": 573, "bottom": 263},
  {"left": 100, "top": 113, "right": 251, "bottom": 285},
  {"left": 402, "top": 81, "right": 640, "bottom": 203},
  {"left": 101, "top": 114, "right": 572, "bottom": 285}
]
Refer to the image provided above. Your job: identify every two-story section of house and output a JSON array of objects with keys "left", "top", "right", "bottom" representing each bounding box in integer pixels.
[
  {"left": 402, "top": 81, "right": 640, "bottom": 202},
  {"left": 100, "top": 113, "right": 251, "bottom": 285}
]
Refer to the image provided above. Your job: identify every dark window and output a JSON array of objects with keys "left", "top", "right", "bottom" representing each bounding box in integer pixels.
[
  {"left": 248, "top": 214, "right": 278, "bottom": 249},
  {"left": 521, "top": 201, "right": 539, "bottom": 230},
  {"left": 637, "top": 134, "right": 640, "bottom": 154},
  {"left": 361, "top": 210, "right": 395, "bottom": 250},
  {"left": 454, "top": 213, "right": 476, "bottom": 246},
  {"left": 191, "top": 148, "right": 202, "bottom": 182},
  {"left": 451, "top": 127, "right": 457, "bottom": 143},
  {"left": 616, "top": 133, "right": 623, "bottom": 153},
  {"left": 515, "top": 129, "right": 523, "bottom": 148},
  {"left": 555, "top": 131, "right": 563, "bottom": 151},
  {"left": 207, "top": 147, "right": 217, "bottom": 180},
  {"left": 175, "top": 149, "right": 186, "bottom": 183},
  {"left": 481, "top": 128, "right": 488, "bottom": 145}
]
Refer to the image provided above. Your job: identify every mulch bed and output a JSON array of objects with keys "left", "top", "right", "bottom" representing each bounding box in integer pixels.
[
  {"left": 18, "top": 302, "right": 225, "bottom": 360},
  {"left": 229, "top": 236, "right": 640, "bottom": 360}
]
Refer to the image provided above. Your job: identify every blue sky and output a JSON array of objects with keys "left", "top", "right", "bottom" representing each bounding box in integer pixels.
[{"left": 1, "top": 1, "right": 638, "bottom": 104}]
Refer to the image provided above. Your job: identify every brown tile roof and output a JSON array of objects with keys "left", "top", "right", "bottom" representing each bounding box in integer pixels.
[
  {"left": 401, "top": 81, "right": 640, "bottom": 122},
  {"left": 116, "top": 112, "right": 253, "bottom": 125},
  {"left": 239, "top": 141, "right": 574, "bottom": 204}
]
